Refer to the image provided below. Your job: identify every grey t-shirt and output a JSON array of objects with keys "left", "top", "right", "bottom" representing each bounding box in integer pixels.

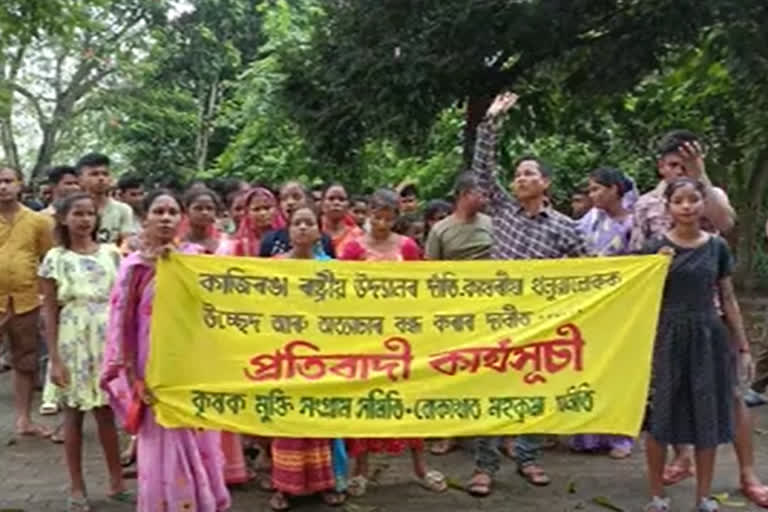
[{"left": 425, "top": 213, "right": 493, "bottom": 261}]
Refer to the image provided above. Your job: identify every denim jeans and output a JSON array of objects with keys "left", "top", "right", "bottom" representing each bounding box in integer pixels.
[{"left": 474, "top": 435, "right": 540, "bottom": 474}]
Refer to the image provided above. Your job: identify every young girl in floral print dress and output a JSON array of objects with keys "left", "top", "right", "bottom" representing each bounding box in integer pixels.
[{"left": 40, "top": 193, "right": 131, "bottom": 511}]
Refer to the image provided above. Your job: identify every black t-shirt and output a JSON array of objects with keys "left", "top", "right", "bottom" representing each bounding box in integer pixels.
[{"left": 259, "top": 229, "right": 336, "bottom": 258}]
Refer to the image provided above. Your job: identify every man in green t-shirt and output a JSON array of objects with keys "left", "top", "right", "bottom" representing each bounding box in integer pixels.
[
  {"left": 425, "top": 172, "right": 491, "bottom": 261},
  {"left": 424, "top": 172, "right": 491, "bottom": 456},
  {"left": 76, "top": 153, "right": 135, "bottom": 244}
]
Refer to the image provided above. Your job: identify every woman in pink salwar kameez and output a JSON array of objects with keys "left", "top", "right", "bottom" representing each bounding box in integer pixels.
[{"left": 101, "top": 189, "right": 231, "bottom": 511}]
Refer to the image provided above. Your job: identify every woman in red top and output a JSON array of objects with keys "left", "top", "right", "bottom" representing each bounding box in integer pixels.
[
  {"left": 340, "top": 189, "right": 445, "bottom": 497},
  {"left": 321, "top": 183, "right": 363, "bottom": 255}
]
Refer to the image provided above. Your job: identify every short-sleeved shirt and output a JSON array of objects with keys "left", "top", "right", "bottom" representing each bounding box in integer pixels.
[
  {"left": 643, "top": 234, "right": 731, "bottom": 314},
  {"left": 0, "top": 206, "right": 54, "bottom": 314},
  {"left": 259, "top": 229, "right": 336, "bottom": 258},
  {"left": 425, "top": 213, "right": 493, "bottom": 260},
  {"left": 97, "top": 198, "right": 136, "bottom": 244}
]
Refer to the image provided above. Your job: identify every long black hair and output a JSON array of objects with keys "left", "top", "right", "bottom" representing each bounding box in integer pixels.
[{"left": 53, "top": 192, "right": 98, "bottom": 249}]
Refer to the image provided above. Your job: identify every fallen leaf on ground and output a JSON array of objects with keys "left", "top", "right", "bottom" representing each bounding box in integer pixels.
[
  {"left": 446, "top": 477, "right": 466, "bottom": 491},
  {"left": 591, "top": 496, "right": 625, "bottom": 511},
  {"left": 713, "top": 492, "right": 730, "bottom": 502},
  {"left": 566, "top": 479, "right": 576, "bottom": 494}
]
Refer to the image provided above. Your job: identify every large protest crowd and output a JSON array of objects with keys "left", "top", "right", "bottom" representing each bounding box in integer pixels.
[{"left": 2, "top": 93, "right": 768, "bottom": 512}]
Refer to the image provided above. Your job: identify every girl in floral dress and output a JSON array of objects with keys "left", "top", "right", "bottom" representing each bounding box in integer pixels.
[
  {"left": 100, "top": 189, "right": 231, "bottom": 511},
  {"left": 269, "top": 205, "right": 347, "bottom": 511},
  {"left": 39, "top": 193, "right": 131, "bottom": 511},
  {"left": 340, "top": 189, "right": 446, "bottom": 496},
  {"left": 571, "top": 167, "right": 637, "bottom": 459}
]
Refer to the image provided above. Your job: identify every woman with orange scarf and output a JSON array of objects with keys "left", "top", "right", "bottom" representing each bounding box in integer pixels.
[{"left": 218, "top": 187, "right": 285, "bottom": 257}]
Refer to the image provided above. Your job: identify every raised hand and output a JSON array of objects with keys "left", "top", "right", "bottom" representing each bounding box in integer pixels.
[
  {"left": 678, "top": 141, "right": 706, "bottom": 179},
  {"left": 486, "top": 92, "right": 519, "bottom": 119}
]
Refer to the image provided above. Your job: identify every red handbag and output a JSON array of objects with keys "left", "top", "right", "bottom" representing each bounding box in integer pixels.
[{"left": 124, "top": 380, "right": 146, "bottom": 435}]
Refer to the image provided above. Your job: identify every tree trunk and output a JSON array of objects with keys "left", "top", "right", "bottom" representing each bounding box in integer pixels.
[
  {"left": 31, "top": 123, "right": 59, "bottom": 181},
  {"left": 195, "top": 77, "right": 220, "bottom": 173},
  {"left": 462, "top": 94, "right": 493, "bottom": 170}
]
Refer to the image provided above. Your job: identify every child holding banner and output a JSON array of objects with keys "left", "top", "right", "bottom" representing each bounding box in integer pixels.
[
  {"left": 642, "top": 178, "right": 752, "bottom": 512},
  {"left": 340, "top": 189, "right": 447, "bottom": 496},
  {"left": 39, "top": 193, "right": 131, "bottom": 511},
  {"left": 269, "top": 205, "right": 347, "bottom": 510},
  {"left": 101, "top": 189, "right": 231, "bottom": 512}
]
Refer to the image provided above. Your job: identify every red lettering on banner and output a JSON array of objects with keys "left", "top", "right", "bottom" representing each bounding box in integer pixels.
[
  {"left": 427, "top": 323, "right": 584, "bottom": 385},
  {"left": 243, "top": 337, "right": 413, "bottom": 383}
]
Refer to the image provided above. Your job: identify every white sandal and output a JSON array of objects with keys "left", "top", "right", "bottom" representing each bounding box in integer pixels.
[
  {"left": 40, "top": 403, "right": 59, "bottom": 416},
  {"left": 347, "top": 475, "right": 368, "bottom": 497},
  {"left": 644, "top": 496, "right": 670, "bottom": 512},
  {"left": 416, "top": 469, "right": 447, "bottom": 492},
  {"left": 697, "top": 497, "right": 719, "bottom": 512}
]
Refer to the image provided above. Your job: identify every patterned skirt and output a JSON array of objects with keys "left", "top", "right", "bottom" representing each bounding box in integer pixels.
[
  {"left": 347, "top": 438, "right": 424, "bottom": 457},
  {"left": 272, "top": 438, "right": 335, "bottom": 495}
]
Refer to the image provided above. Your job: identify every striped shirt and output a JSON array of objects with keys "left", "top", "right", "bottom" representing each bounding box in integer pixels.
[{"left": 471, "top": 119, "right": 587, "bottom": 260}]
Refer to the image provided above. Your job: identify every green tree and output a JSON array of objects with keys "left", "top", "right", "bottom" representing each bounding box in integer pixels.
[
  {"left": 1, "top": 0, "right": 167, "bottom": 178},
  {"left": 105, "top": 0, "right": 268, "bottom": 183}
]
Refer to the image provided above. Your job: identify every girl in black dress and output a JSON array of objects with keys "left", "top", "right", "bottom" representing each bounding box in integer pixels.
[{"left": 644, "top": 178, "right": 753, "bottom": 512}]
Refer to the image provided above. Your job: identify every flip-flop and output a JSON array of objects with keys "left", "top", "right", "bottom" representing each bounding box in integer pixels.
[
  {"left": 429, "top": 439, "right": 456, "bottom": 455},
  {"left": 518, "top": 465, "right": 551, "bottom": 486},
  {"left": 16, "top": 423, "right": 52, "bottom": 439},
  {"left": 39, "top": 403, "right": 59, "bottom": 416},
  {"left": 347, "top": 475, "right": 368, "bottom": 497},
  {"left": 662, "top": 463, "right": 695, "bottom": 486},
  {"left": 321, "top": 492, "right": 346, "bottom": 507},
  {"left": 467, "top": 472, "right": 492, "bottom": 497},
  {"left": 270, "top": 492, "right": 290, "bottom": 511},
  {"left": 108, "top": 490, "right": 136, "bottom": 504},
  {"left": 742, "top": 482, "right": 768, "bottom": 508},
  {"left": 67, "top": 495, "right": 91, "bottom": 512},
  {"left": 417, "top": 469, "right": 447, "bottom": 493}
]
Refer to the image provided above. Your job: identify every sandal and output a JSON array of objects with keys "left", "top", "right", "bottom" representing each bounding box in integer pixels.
[
  {"left": 467, "top": 471, "right": 492, "bottom": 497},
  {"left": 15, "top": 423, "right": 52, "bottom": 439},
  {"left": 518, "top": 464, "right": 551, "bottom": 486},
  {"left": 40, "top": 402, "right": 59, "bottom": 416},
  {"left": 742, "top": 481, "right": 768, "bottom": 508},
  {"left": 644, "top": 496, "right": 670, "bottom": 512},
  {"left": 270, "top": 492, "right": 290, "bottom": 511},
  {"left": 417, "top": 469, "right": 447, "bottom": 493},
  {"left": 662, "top": 462, "right": 694, "bottom": 486},
  {"left": 108, "top": 490, "right": 137, "bottom": 504},
  {"left": 121, "top": 436, "right": 137, "bottom": 467},
  {"left": 347, "top": 475, "right": 368, "bottom": 497},
  {"left": 429, "top": 438, "right": 456, "bottom": 455},
  {"left": 609, "top": 446, "right": 631, "bottom": 459},
  {"left": 321, "top": 492, "right": 346, "bottom": 507},
  {"left": 67, "top": 495, "right": 91, "bottom": 512},
  {"left": 697, "top": 497, "right": 719, "bottom": 512}
]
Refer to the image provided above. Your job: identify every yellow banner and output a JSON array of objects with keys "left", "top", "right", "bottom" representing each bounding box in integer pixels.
[{"left": 147, "top": 254, "right": 668, "bottom": 437}]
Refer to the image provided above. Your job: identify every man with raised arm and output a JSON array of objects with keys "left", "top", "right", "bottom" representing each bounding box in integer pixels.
[{"left": 466, "top": 93, "right": 586, "bottom": 496}]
